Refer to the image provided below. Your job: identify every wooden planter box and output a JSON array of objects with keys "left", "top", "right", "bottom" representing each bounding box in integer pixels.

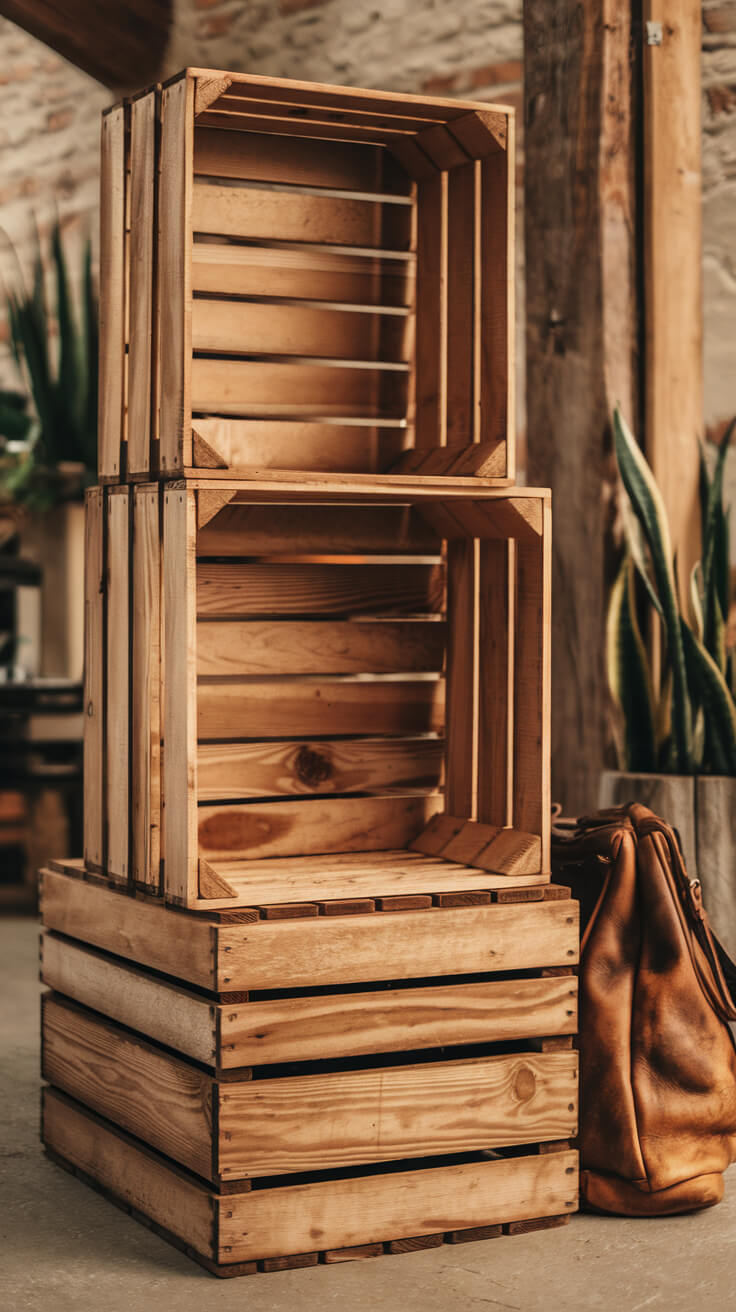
[
  {"left": 98, "top": 70, "right": 514, "bottom": 484},
  {"left": 40, "top": 866, "right": 578, "bottom": 1276},
  {"left": 84, "top": 476, "right": 550, "bottom": 909}
]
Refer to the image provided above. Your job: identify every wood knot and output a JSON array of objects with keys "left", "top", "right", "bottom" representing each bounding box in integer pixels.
[
  {"left": 514, "top": 1065, "right": 537, "bottom": 1102},
  {"left": 294, "top": 744, "right": 332, "bottom": 789}
]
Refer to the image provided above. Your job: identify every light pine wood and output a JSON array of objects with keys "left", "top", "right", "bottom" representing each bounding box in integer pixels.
[
  {"left": 158, "top": 76, "right": 193, "bottom": 472},
  {"left": 106, "top": 490, "right": 129, "bottom": 883},
  {"left": 478, "top": 539, "right": 514, "bottom": 827},
  {"left": 41, "top": 933, "right": 216, "bottom": 1065},
  {"left": 191, "top": 298, "right": 409, "bottom": 363},
  {"left": 197, "top": 679, "right": 444, "bottom": 739},
  {"left": 163, "top": 490, "right": 198, "bottom": 904},
  {"left": 98, "top": 105, "right": 126, "bottom": 480},
  {"left": 197, "top": 795, "right": 441, "bottom": 864},
  {"left": 513, "top": 497, "right": 552, "bottom": 869},
  {"left": 444, "top": 537, "right": 478, "bottom": 817},
  {"left": 195, "top": 500, "right": 439, "bottom": 556},
  {"left": 191, "top": 183, "right": 411, "bottom": 250},
  {"left": 446, "top": 159, "right": 477, "bottom": 446},
  {"left": 391, "top": 442, "right": 507, "bottom": 478},
  {"left": 218, "top": 975, "right": 577, "bottom": 1067},
  {"left": 40, "top": 868, "right": 217, "bottom": 989},
  {"left": 184, "top": 473, "right": 547, "bottom": 514},
  {"left": 196, "top": 562, "right": 444, "bottom": 618},
  {"left": 219, "top": 1052, "right": 578, "bottom": 1178},
  {"left": 414, "top": 172, "right": 447, "bottom": 448},
  {"left": 42, "top": 995, "right": 214, "bottom": 1181},
  {"left": 479, "top": 117, "right": 514, "bottom": 474},
  {"left": 197, "top": 737, "right": 444, "bottom": 800},
  {"left": 191, "top": 242, "right": 414, "bottom": 306},
  {"left": 190, "top": 357, "right": 407, "bottom": 419},
  {"left": 131, "top": 487, "right": 161, "bottom": 890},
  {"left": 127, "top": 91, "right": 157, "bottom": 477},
  {"left": 217, "top": 899, "right": 578, "bottom": 989},
  {"left": 42, "top": 1090, "right": 216, "bottom": 1261},
  {"left": 193, "top": 126, "right": 399, "bottom": 192},
  {"left": 196, "top": 620, "right": 445, "bottom": 677},
  {"left": 83, "top": 488, "right": 104, "bottom": 870}
]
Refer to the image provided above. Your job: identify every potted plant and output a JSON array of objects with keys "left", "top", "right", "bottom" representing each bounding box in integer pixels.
[
  {"left": 602, "top": 407, "right": 736, "bottom": 953},
  {"left": 0, "top": 221, "right": 97, "bottom": 677}
]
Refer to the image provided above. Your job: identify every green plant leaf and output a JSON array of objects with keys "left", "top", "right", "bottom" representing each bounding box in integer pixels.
[
  {"left": 702, "top": 419, "right": 735, "bottom": 656},
  {"left": 689, "top": 561, "right": 704, "bottom": 640},
  {"left": 606, "top": 553, "right": 657, "bottom": 771},
  {"left": 621, "top": 496, "right": 664, "bottom": 620},
  {"left": 681, "top": 618, "right": 736, "bottom": 774},
  {"left": 613, "top": 406, "right": 693, "bottom": 770}
]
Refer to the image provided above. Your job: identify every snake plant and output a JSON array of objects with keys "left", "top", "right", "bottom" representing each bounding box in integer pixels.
[
  {"left": 0, "top": 220, "right": 97, "bottom": 508},
  {"left": 608, "top": 406, "right": 736, "bottom": 775}
]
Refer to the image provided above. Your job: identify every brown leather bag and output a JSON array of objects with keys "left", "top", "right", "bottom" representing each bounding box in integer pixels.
[{"left": 552, "top": 802, "right": 736, "bottom": 1216}]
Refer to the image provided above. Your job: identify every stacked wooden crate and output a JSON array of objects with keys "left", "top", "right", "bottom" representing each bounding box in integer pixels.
[{"left": 41, "top": 68, "right": 579, "bottom": 1277}]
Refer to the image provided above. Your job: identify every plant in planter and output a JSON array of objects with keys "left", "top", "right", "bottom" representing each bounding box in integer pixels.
[
  {"left": 0, "top": 221, "right": 97, "bottom": 676},
  {"left": 603, "top": 406, "right": 736, "bottom": 952}
]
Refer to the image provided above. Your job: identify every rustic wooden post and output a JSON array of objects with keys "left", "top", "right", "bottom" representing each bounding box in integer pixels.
[{"left": 524, "top": 1, "right": 641, "bottom": 811}]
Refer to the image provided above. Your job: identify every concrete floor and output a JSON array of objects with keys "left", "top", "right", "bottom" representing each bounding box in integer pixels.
[{"left": 2, "top": 919, "right": 736, "bottom": 1312}]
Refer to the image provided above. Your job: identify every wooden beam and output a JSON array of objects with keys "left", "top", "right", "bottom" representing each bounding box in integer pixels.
[
  {"left": 0, "top": 0, "right": 173, "bottom": 92},
  {"left": 524, "top": 1, "right": 640, "bottom": 812}
]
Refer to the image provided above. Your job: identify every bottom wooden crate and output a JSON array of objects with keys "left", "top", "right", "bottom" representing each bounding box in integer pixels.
[{"left": 43, "top": 1088, "right": 578, "bottom": 1278}]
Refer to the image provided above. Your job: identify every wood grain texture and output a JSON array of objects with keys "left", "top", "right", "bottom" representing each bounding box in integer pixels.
[
  {"left": 42, "top": 995, "right": 213, "bottom": 1180},
  {"left": 216, "top": 899, "right": 579, "bottom": 990},
  {"left": 414, "top": 172, "right": 447, "bottom": 449},
  {"left": 163, "top": 490, "right": 198, "bottom": 904},
  {"left": 219, "top": 1052, "right": 578, "bottom": 1178},
  {"left": 98, "top": 105, "right": 126, "bottom": 480},
  {"left": 197, "top": 679, "right": 444, "bottom": 739},
  {"left": 39, "top": 868, "right": 217, "bottom": 990},
  {"left": 513, "top": 498, "right": 551, "bottom": 868},
  {"left": 218, "top": 975, "right": 577, "bottom": 1067},
  {"left": 127, "top": 90, "right": 157, "bottom": 477},
  {"left": 197, "top": 737, "right": 444, "bottom": 800},
  {"left": 196, "top": 620, "right": 445, "bottom": 677},
  {"left": 191, "top": 298, "right": 409, "bottom": 364},
  {"left": 158, "top": 77, "right": 193, "bottom": 471},
  {"left": 191, "top": 242, "right": 414, "bottom": 306},
  {"left": 446, "top": 160, "right": 477, "bottom": 446},
  {"left": 190, "top": 357, "right": 407, "bottom": 419},
  {"left": 41, "top": 933, "right": 216, "bottom": 1065},
  {"left": 42, "top": 1090, "right": 216, "bottom": 1262},
  {"left": 191, "top": 419, "right": 412, "bottom": 476},
  {"left": 83, "top": 488, "right": 104, "bottom": 870},
  {"left": 444, "top": 537, "right": 477, "bottom": 817},
  {"left": 106, "top": 490, "right": 130, "bottom": 883},
  {"left": 196, "top": 562, "right": 444, "bottom": 618},
  {"left": 197, "top": 795, "right": 441, "bottom": 863},
  {"left": 195, "top": 501, "right": 439, "bottom": 556},
  {"left": 193, "top": 127, "right": 394, "bottom": 192},
  {"left": 478, "top": 539, "right": 514, "bottom": 827},
  {"left": 132, "top": 487, "right": 161, "bottom": 889},
  {"left": 191, "top": 183, "right": 411, "bottom": 250},
  {"left": 479, "top": 125, "right": 514, "bottom": 475}
]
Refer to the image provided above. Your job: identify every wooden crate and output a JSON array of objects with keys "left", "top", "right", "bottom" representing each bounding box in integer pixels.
[
  {"left": 40, "top": 865, "right": 578, "bottom": 1276},
  {"left": 98, "top": 69, "right": 515, "bottom": 483},
  {"left": 83, "top": 476, "right": 550, "bottom": 909}
]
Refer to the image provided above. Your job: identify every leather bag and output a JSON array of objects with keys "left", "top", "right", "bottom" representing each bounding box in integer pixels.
[{"left": 552, "top": 801, "right": 736, "bottom": 1216}]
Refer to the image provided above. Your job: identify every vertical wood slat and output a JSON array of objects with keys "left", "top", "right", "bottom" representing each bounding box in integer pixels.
[
  {"left": 479, "top": 119, "right": 514, "bottom": 478},
  {"left": 414, "top": 172, "right": 447, "bottom": 448},
  {"left": 132, "top": 487, "right": 161, "bottom": 891},
  {"left": 98, "top": 105, "right": 127, "bottom": 480},
  {"left": 444, "top": 537, "right": 477, "bottom": 818},
  {"left": 477, "top": 539, "right": 515, "bottom": 828},
  {"left": 163, "top": 489, "right": 198, "bottom": 904},
  {"left": 513, "top": 498, "right": 551, "bottom": 870},
  {"left": 106, "top": 489, "right": 131, "bottom": 883},
  {"left": 127, "top": 90, "right": 157, "bottom": 478},
  {"left": 83, "top": 488, "right": 105, "bottom": 870},
  {"left": 446, "top": 161, "right": 477, "bottom": 447},
  {"left": 158, "top": 75, "right": 194, "bottom": 473}
]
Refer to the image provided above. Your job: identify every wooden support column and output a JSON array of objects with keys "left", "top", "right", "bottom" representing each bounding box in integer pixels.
[{"left": 524, "top": 1, "right": 640, "bottom": 811}]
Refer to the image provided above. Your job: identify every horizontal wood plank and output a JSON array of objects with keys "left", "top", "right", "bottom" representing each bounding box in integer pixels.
[
  {"left": 198, "top": 794, "right": 441, "bottom": 862},
  {"left": 193, "top": 127, "right": 404, "bottom": 192},
  {"left": 197, "top": 679, "right": 444, "bottom": 739},
  {"left": 191, "top": 357, "right": 408, "bottom": 418},
  {"left": 191, "top": 242, "right": 414, "bottom": 306},
  {"left": 196, "top": 620, "right": 445, "bottom": 676},
  {"left": 192, "top": 183, "right": 411, "bottom": 250},
  {"left": 196, "top": 562, "right": 444, "bottom": 617},
  {"left": 195, "top": 501, "right": 440, "bottom": 556},
  {"left": 194, "top": 418, "right": 411, "bottom": 474},
  {"left": 197, "top": 737, "right": 444, "bottom": 799},
  {"left": 192, "top": 298, "right": 410, "bottom": 362}
]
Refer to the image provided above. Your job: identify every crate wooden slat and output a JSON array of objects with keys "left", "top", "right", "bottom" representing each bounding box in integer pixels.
[
  {"left": 87, "top": 480, "right": 551, "bottom": 907},
  {"left": 99, "top": 68, "right": 514, "bottom": 483}
]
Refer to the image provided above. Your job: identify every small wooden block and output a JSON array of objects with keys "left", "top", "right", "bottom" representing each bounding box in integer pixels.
[
  {"left": 543, "top": 884, "right": 571, "bottom": 900},
  {"left": 200, "top": 1256, "right": 259, "bottom": 1279},
  {"left": 323, "top": 1243, "right": 384, "bottom": 1263},
  {"left": 473, "top": 829, "right": 543, "bottom": 877},
  {"left": 258, "top": 902, "right": 319, "bottom": 920},
  {"left": 433, "top": 890, "right": 492, "bottom": 907},
  {"left": 539, "top": 1036, "right": 574, "bottom": 1052},
  {"left": 495, "top": 887, "right": 545, "bottom": 904},
  {"left": 504, "top": 1214, "right": 570, "bottom": 1237},
  {"left": 376, "top": 894, "right": 433, "bottom": 912},
  {"left": 319, "top": 898, "right": 376, "bottom": 916},
  {"left": 445, "top": 1224, "right": 503, "bottom": 1244},
  {"left": 208, "top": 909, "right": 260, "bottom": 925},
  {"left": 260, "top": 1252, "right": 319, "bottom": 1272},
  {"left": 539, "top": 1140, "right": 572, "bottom": 1155},
  {"left": 410, "top": 813, "right": 465, "bottom": 856},
  {"left": 442, "top": 822, "right": 503, "bottom": 866},
  {"left": 387, "top": 1233, "right": 444, "bottom": 1254}
]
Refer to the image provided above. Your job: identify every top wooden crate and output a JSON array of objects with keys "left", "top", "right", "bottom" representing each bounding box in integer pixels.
[{"left": 99, "top": 69, "right": 515, "bottom": 484}]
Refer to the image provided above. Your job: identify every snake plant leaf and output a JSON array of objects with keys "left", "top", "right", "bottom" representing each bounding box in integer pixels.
[
  {"left": 0, "top": 390, "right": 32, "bottom": 442},
  {"left": 692, "top": 706, "right": 706, "bottom": 772},
  {"left": 712, "top": 589, "right": 728, "bottom": 676},
  {"left": 621, "top": 496, "right": 664, "bottom": 619},
  {"left": 606, "top": 553, "right": 657, "bottom": 771},
  {"left": 81, "top": 237, "right": 98, "bottom": 468},
  {"left": 729, "top": 650, "right": 736, "bottom": 704},
  {"left": 52, "top": 220, "right": 83, "bottom": 453},
  {"left": 702, "top": 419, "right": 734, "bottom": 650},
  {"left": 681, "top": 618, "right": 736, "bottom": 774},
  {"left": 613, "top": 405, "right": 693, "bottom": 770},
  {"left": 689, "top": 561, "right": 704, "bottom": 640}
]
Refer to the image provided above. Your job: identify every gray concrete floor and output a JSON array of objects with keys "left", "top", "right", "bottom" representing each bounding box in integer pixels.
[{"left": 2, "top": 918, "right": 736, "bottom": 1312}]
